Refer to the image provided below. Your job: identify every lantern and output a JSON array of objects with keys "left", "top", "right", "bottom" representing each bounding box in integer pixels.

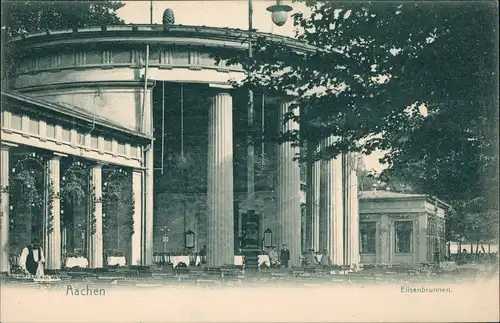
[
  {"left": 185, "top": 230, "right": 195, "bottom": 249},
  {"left": 263, "top": 228, "right": 273, "bottom": 248},
  {"left": 266, "top": 0, "right": 293, "bottom": 27}
]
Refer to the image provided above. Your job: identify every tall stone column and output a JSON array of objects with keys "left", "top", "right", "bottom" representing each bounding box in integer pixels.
[
  {"left": 305, "top": 142, "right": 313, "bottom": 251},
  {"left": 45, "top": 156, "right": 62, "bottom": 270},
  {"left": 417, "top": 213, "right": 428, "bottom": 262},
  {"left": 0, "top": 144, "right": 15, "bottom": 273},
  {"left": 276, "top": 101, "right": 301, "bottom": 267},
  {"left": 306, "top": 142, "right": 321, "bottom": 252},
  {"left": 312, "top": 145, "right": 321, "bottom": 252},
  {"left": 343, "top": 153, "right": 359, "bottom": 267},
  {"left": 130, "top": 170, "right": 143, "bottom": 265},
  {"left": 207, "top": 92, "right": 234, "bottom": 267},
  {"left": 380, "top": 214, "right": 390, "bottom": 264},
  {"left": 144, "top": 148, "right": 154, "bottom": 266},
  {"left": 88, "top": 164, "right": 103, "bottom": 268},
  {"left": 319, "top": 136, "right": 343, "bottom": 265}
]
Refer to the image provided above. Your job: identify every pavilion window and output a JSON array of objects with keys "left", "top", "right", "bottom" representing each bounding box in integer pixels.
[
  {"left": 29, "top": 118, "right": 39, "bottom": 135},
  {"left": 91, "top": 135, "right": 99, "bottom": 149},
  {"left": 130, "top": 145, "right": 139, "bottom": 158},
  {"left": 395, "top": 221, "right": 413, "bottom": 253},
  {"left": 117, "top": 141, "right": 126, "bottom": 155},
  {"left": 360, "top": 222, "right": 376, "bottom": 253},
  {"left": 86, "top": 51, "right": 101, "bottom": 65},
  {"left": 11, "top": 114, "right": 22, "bottom": 130},
  {"left": 104, "top": 139, "right": 112, "bottom": 152},
  {"left": 77, "top": 133, "right": 85, "bottom": 146},
  {"left": 46, "top": 123, "right": 56, "bottom": 138},
  {"left": 113, "top": 50, "right": 130, "bottom": 64},
  {"left": 62, "top": 128, "right": 71, "bottom": 142}
]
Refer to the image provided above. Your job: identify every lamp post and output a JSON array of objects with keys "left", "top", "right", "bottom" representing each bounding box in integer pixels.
[
  {"left": 242, "top": 0, "right": 292, "bottom": 271},
  {"left": 185, "top": 229, "right": 195, "bottom": 249},
  {"left": 266, "top": 0, "right": 293, "bottom": 27},
  {"left": 160, "top": 226, "right": 170, "bottom": 264},
  {"left": 263, "top": 228, "right": 273, "bottom": 248}
]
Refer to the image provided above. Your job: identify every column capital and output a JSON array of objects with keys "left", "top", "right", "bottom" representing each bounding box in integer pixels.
[
  {"left": 51, "top": 152, "right": 67, "bottom": 160},
  {"left": 1, "top": 142, "right": 18, "bottom": 151},
  {"left": 277, "top": 96, "right": 298, "bottom": 105},
  {"left": 132, "top": 168, "right": 144, "bottom": 175},
  {"left": 209, "top": 90, "right": 232, "bottom": 97},
  {"left": 93, "top": 161, "right": 107, "bottom": 168},
  {"left": 206, "top": 84, "right": 233, "bottom": 97}
]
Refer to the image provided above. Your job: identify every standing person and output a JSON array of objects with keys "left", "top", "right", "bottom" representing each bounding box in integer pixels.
[
  {"left": 268, "top": 245, "right": 279, "bottom": 268},
  {"left": 304, "top": 249, "right": 318, "bottom": 267},
  {"left": 200, "top": 245, "right": 207, "bottom": 264},
  {"left": 280, "top": 243, "right": 290, "bottom": 268},
  {"left": 19, "top": 239, "right": 45, "bottom": 277},
  {"left": 319, "top": 249, "right": 332, "bottom": 267}
]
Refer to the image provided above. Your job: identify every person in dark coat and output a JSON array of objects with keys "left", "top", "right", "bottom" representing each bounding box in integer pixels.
[
  {"left": 280, "top": 243, "right": 290, "bottom": 268},
  {"left": 19, "top": 239, "right": 45, "bottom": 277}
]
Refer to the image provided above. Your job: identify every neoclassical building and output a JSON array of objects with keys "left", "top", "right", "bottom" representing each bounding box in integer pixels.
[
  {"left": 0, "top": 24, "right": 359, "bottom": 271},
  {"left": 359, "top": 190, "right": 449, "bottom": 265}
]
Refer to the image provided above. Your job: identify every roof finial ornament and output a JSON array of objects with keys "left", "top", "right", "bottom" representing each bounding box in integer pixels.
[{"left": 163, "top": 8, "right": 175, "bottom": 26}]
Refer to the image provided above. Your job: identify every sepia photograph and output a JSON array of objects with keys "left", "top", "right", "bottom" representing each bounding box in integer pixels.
[{"left": 0, "top": 0, "right": 499, "bottom": 322}]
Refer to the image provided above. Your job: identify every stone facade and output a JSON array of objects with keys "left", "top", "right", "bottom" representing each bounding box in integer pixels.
[
  {"left": 2, "top": 24, "right": 360, "bottom": 270},
  {"left": 359, "top": 190, "right": 448, "bottom": 265}
]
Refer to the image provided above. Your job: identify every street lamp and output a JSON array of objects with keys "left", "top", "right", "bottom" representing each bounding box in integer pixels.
[
  {"left": 263, "top": 228, "right": 273, "bottom": 248},
  {"left": 160, "top": 226, "right": 170, "bottom": 264},
  {"left": 185, "top": 230, "right": 195, "bottom": 249},
  {"left": 243, "top": 0, "right": 293, "bottom": 272},
  {"left": 266, "top": 0, "right": 293, "bottom": 27}
]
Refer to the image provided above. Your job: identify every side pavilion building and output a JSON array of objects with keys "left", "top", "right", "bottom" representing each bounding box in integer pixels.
[{"left": 0, "top": 24, "right": 359, "bottom": 271}]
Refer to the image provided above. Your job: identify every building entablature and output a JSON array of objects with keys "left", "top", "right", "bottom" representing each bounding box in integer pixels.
[
  {"left": 359, "top": 191, "right": 449, "bottom": 218},
  {"left": 1, "top": 89, "right": 150, "bottom": 169},
  {"left": 2, "top": 89, "right": 151, "bottom": 142},
  {"left": 9, "top": 24, "right": 315, "bottom": 54},
  {"left": 8, "top": 24, "right": 314, "bottom": 88}
]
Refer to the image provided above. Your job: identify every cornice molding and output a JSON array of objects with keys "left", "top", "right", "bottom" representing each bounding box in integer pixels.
[
  {"left": 1, "top": 89, "right": 152, "bottom": 142},
  {"left": 8, "top": 24, "right": 315, "bottom": 54},
  {"left": 16, "top": 80, "right": 156, "bottom": 93}
]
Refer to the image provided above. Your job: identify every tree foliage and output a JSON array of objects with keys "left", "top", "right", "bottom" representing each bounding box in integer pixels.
[
  {"left": 378, "top": 2, "right": 499, "bottom": 243},
  {"left": 1, "top": 0, "right": 125, "bottom": 86},
  {"left": 214, "top": 1, "right": 498, "bottom": 243},
  {"left": 215, "top": 1, "right": 441, "bottom": 159},
  {"left": 1, "top": 0, "right": 125, "bottom": 36}
]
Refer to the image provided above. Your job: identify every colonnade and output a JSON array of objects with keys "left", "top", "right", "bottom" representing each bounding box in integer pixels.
[
  {"left": 0, "top": 143, "right": 153, "bottom": 272},
  {"left": 0, "top": 89, "right": 359, "bottom": 272},
  {"left": 206, "top": 92, "right": 302, "bottom": 267},
  {"left": 307, "top": 137, "right": 360, "bottom": 267}
]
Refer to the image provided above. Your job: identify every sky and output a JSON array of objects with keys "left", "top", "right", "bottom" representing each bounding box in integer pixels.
[{"left": 117, "top": 1, "right": 387, "bottom": 172}]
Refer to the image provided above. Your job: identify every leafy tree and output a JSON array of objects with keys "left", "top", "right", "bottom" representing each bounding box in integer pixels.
[
  {"left": 1, "top": 0, "right": 125, "bottom": 35},
  {"left": 1, "top": 0, "right": 125, "bottom": 86},
  {"left": 215, "top": 2, "right": 442, "bottom": 158},
  {"left": 214, "top": 1, "right": 498, "bottom": 245},
  {"left": 378, "top": 2, "right": 499, "bottom": 244}
]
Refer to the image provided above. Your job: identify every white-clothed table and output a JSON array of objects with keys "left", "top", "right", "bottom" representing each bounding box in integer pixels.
[
  {"left": 65, "top": 257, "right": 89, "bottom": 268},
  {"left": 170, "top": 256, "right": 201, "bottom": 267},
  {"left": 233, "top": 255, "right": 270, "bottom": 266},
  {"left": 107, "top": 256, "right": 126, "bottom": 266}
]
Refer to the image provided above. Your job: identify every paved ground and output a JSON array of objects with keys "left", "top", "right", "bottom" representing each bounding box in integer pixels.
[{"left": 3, "top": 262, "right": 497, "bottom": 291}]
